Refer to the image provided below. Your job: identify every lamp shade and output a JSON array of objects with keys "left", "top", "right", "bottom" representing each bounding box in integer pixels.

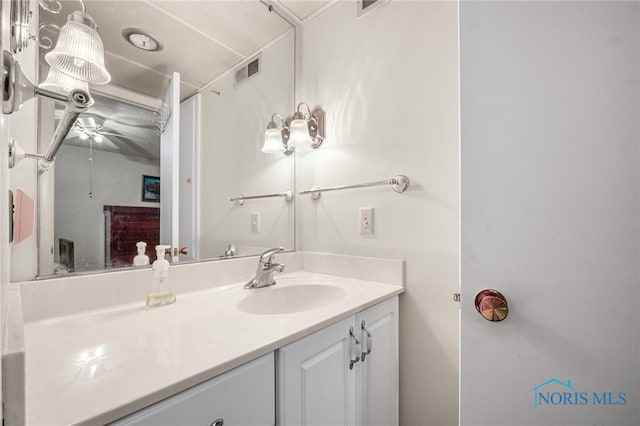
[
  {"left": 262, "top": 127, "right": 285, "bottom": 153},
  {"left": 288, "top": 117, "right": 311, "bottom": 148},
  {"left": 39, "top": 66, "right": 89, "bottom": 96},
  {"left": 45, "top": 11, "right": 111, "bottom": 84}
]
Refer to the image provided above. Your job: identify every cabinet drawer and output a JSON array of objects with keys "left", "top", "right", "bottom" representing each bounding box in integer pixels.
[{"left": 113, "top": 353, "right": 274, "bottom": 426}]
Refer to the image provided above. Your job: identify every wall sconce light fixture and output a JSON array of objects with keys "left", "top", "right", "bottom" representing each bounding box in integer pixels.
[
  {"left": 262, "top": 113, "right": 293, "bottom": 155},
  {"left": 262, "top": 103, "right": 325, "bottom": 155},
  {"left": 3, "top": 0, "right": 112, "bottom": 170},
  {"left": 288, "top": 103, "right": 325, "bottom": 150},
  {"left": 39, "top": 66, "right": 89, "bottom": 96},
  {"left": 45, "top": 10, "right": 111, "bottom": 84},
  {"left": 3, "top": 49, "right": 93, "bottom": 170}
]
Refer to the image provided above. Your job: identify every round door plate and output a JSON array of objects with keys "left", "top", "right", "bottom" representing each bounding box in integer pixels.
[{"left": 474, "top": 289, "right": 509, "bottom": 322}]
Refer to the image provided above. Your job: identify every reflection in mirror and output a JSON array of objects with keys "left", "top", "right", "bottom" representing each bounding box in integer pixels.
[
  {"left": 35, "top": 1, "right": 295, "bottom": 278},
  {"left": 53, "top": 93, "right": 161, "bottom": 273},
  {"left": 199, "top": 35, "right": 295, "bottom": 260}
]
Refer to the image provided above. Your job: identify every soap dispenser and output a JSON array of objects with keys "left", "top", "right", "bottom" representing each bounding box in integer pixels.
[
  {"left": 133, "top": 241, "right": 150, "bottom": 267},
  {"left": 146, "top": 245, "right": 176, "bottom": 308}
]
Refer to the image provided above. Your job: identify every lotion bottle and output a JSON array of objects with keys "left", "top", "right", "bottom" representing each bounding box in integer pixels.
[
  {"left": 146, "top": 245, "right": 176, "bottom": 308},
  {"left": 133, "top": 241, "right": 150, "bottom": 267}
]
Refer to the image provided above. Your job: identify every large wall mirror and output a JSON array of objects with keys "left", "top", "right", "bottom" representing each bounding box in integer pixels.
[{"left": 36, "top": 0, "right": 295, "bottom": 277}]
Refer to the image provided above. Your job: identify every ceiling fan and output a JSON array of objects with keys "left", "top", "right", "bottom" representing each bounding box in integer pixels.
[
  {"left": 70, "top": 116, "right": 144, "bottom": 145},
  {"left": 66, "top": 116, "right": 158, "bottom": 199}
]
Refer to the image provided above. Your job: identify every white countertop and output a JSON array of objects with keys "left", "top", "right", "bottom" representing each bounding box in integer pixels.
[{"left": 24, "top": 271, "right": 403, "bottom": 425}]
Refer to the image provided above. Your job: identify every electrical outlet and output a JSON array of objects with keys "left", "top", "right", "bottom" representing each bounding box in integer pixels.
[
  {"left": 360, "top": 207, "right": 374, "bottom": 235},
  {"left": 251, "top": 212, "right": 260, "bottom": 232}
]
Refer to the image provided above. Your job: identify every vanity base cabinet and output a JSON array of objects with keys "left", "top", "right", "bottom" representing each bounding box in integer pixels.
[
  {"left": 112, "top": 353, "right": 274, "bottom": 426},
  {"left": 112, "top": 296, "right": 398, "bottom": 426},
  {"left": 277, "top": 296, "right": 399, "bottom": 426}
]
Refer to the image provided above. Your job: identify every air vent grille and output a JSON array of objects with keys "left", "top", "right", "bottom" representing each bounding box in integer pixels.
[
  {"left": 357, "top": 0, "right": 388, "bottom": 17},
  {"left": 362, "top": 0, "right": 377, "bottom": 10},
  {"left": 234, "top": 56, "right": 261, "bottom": 87}
]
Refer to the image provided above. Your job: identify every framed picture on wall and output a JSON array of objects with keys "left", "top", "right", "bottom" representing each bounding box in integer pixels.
[{"left": 142, "top": 175, "right": 160, "bottom": 202}]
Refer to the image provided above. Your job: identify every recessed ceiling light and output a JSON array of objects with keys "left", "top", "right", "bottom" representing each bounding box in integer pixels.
[{"left": 122, "top": 27, "right": 164, "bottom": 52}]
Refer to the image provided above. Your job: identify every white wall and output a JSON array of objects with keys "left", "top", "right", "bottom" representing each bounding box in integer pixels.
[
  {"left": 54, "top": 144, "right": 160, "bottom": 272},
  {"left": 199, "top": 31, "right": 295, "bottom": 259},
  {"left": 297, "top": 2, "right": 459, "bottom": 425},
  {"left": 460, "top": 2, "right": 639, "bottom": 425}
]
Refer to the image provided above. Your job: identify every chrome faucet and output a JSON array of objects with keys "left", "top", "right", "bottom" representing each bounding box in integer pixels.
[
  {"left": 223, "top": 244, "right": 236, "bottom": 258},
  {"left": 244, "top": 247, "right": 286, "bottom": 289}
]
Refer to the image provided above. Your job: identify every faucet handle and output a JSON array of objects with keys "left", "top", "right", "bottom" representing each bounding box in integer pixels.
[{"left": 259, "top": 247, "right": 285, "bottom": 264}]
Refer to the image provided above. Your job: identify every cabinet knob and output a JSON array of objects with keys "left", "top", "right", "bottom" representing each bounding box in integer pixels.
[
  {"left": 210, "top": 419, "right": 224, "bottom": 426},
  {"left": 474, "top": 289, "right": 509, "bottom": 322}
]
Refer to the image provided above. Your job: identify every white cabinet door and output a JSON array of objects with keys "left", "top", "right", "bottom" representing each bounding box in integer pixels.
[
  {"left": 356, "top": 296, "right": 399, "bottom": 426},
  {"left": 113, "top": 353, "right": 274, "bottom": 426},
  {"left": 277, "top": 316, "right": 357, "bottom": 426}
]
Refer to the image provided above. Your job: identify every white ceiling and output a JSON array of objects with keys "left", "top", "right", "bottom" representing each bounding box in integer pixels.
[
  {"left": 42, "top": 0, "right": 336, "bottom": 159},
  {"left": 277, "top": 0, "right": 332, "bottom": 21},
  {"left": 56, "top": 92, "right": 160, "bottom": 160},
  {"left": 41, "top": 0, "right": 293, "bottom": 100}
]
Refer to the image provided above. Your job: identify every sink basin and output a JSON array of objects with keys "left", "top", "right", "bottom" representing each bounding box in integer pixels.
[{"left": 238, "top": 284, "right": 347, "bottom": 315}]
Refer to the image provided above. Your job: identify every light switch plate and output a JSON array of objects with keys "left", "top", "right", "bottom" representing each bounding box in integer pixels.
[
  {"left": 251, "top": 212, "right": 260, "bottom": 232},
  {"left": 360, "top": 207, "right": 374, "bottom": 235}
]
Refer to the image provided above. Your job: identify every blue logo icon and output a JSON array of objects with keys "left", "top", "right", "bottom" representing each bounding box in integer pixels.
[{"left": 529, "top": 378, "right": 627, "bottom": 408}]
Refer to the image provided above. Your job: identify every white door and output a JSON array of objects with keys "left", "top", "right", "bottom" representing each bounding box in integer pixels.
[
  {"left": 460, "top": 2, "right": 639, "bottom": 426},
  {"left": 160, "top": 72, "right": 180, "bottom": 261},
  {"left": 356, "top": 296, "right": 398, "bottom": 426},
  {"left": 178, "top": 94, "right": 200, "bottom": 262},
  {"left": 277, "top": 316, "right": 357, "bottom": 426}
]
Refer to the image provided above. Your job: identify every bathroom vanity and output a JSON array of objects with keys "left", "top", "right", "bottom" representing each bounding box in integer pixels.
[
  {"left": 13, "top": 252, "right": 403, "bottom": 425},
  {"left": 114, "top": 296, "right": 398, "bottom": 426}
]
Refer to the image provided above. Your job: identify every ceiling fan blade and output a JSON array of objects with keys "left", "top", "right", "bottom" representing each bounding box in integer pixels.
[
  {"left": 98, "top": 131, "right": 149, "bottom": 142},
  {"left": 102, "top": 117, "right": 157, "bottom": 130}
]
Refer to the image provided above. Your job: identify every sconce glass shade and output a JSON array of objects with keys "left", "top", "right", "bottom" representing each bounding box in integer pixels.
[
  {"left": 45, "top": 11, "right": 111, "bottom": 85},
  {"left": 262, "top": 127, "right": 285, "bottom": 153},
  {"left": 39, "top": 66, "right": 89, "bottom": 96},
  {"left": 288, "top": 115, "right": 311, "bottom": 148}
]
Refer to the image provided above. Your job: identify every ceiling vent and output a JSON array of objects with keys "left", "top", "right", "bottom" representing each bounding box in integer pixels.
[
  {"left": 234, "top": 55, "right": 261, "bottom": 87},
  {"left": 357, "top": 0, "right": 389, "bottom": 17}
]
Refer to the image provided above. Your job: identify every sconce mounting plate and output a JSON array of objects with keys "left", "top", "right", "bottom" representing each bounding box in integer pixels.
[
  {"left": 309, "top": 108, "right": 325, "bottom": 149},
  {"left": 282, "top": 121, "right": 293, "bottom": 155}
]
